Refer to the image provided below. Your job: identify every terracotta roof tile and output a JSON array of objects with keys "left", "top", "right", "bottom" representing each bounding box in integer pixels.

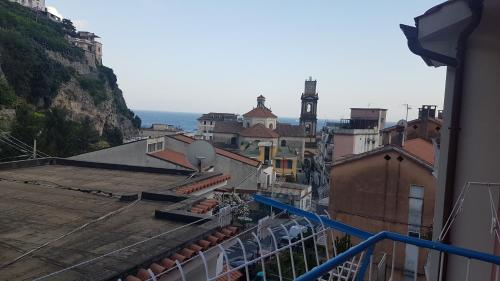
[
  {"left": 161, "top": 258, "right": 175, "bottom": 269},
  {"left": 149, "top": 149, "right": 195, "bottom": 170},
  {"left": 403, "top": 138, "right": 435, "bottom": 165},
  {"left": 275, "top": 123, "right": 306, "bottom": 137},
  {"left": 128, "top": 226, "right": 240, "bottom": 281},
  {"left": 149, "top": 263, "right": 165, "bottom": 275},
  {"left": 176, "top": 174, "right": 231, "bottom": 195},
  {"left": 240, "top": 123, "right": 280, "bottom": 138},
  {"left": 170, "top": 135, "right": 261, "bottom": 167},
  {"left": 243, "top": 107, "right": 277, "bottom": 118}
]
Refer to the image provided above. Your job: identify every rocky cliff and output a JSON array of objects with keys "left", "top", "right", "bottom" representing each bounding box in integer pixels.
[{"left": 0, "top": 0, "right": 139, "bottom": 138}]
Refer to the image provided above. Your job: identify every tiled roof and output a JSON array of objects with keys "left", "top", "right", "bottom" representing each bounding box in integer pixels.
[
  {"left": 403, "top": 138, "right": 435, "bottom": 165},
  {"left": 124, "top": 226, "right": 240, "bottom": 281},
  {"left": 240, "top": 123, "right": 280, "bottom": 138},
  {"left": 191, "top": 198, "right": 219, "bottom": 214},
  {"left": 148, "top": 149, "right": 195, "bottom": 170},
  {"left": 381, "top": 117, "right": 442, "bottom": 132},
  {"left": 333, "top": 144, "right": 434, "bottom": 171},
  {"left": 176, "top": 174, "right": 231, "bottom": 195},
  {"left": 275, "top": 123, "right": 305, "bottom": 137},
  {"left": 213, "top": 121, "right": 244, "bottom": 134},
  {"left": 243, "top": 107, "right": 277, "bottom": 118},
  {"left": 170, "top": 135, "right": 260, "bottom": 167}
]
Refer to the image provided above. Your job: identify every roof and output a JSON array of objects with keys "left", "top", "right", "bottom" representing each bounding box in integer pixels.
[
  {"left": 0, "top": 161, "right": 226, "bottom": 280},
  {"left": 149, "top": 149, "right": 196, "bottom": 170},
  {"left": 275, "top": 123, "right": 305, "bottom": 137},
  {"left": 350, "top": 108, "right": 387, "bottom": 111},
  {"left": 213, "top": 121, "right": 244, "bottom": 134},
  {"left": 275, "top": 146, "right": 298, "bottom": 159},
  {"left": 333, "top": 144, "right": 434, "bottom": 171},
  {"left": 381, "top": 117, "right": 442, "bottom": 132},
  {"left": 197, "top": 112, "right": 238, "bottom": 121},
  {"left": 240, "top": 123, "right": 280, "bottom": 138},
  {"left": 403, "top": 138, "right": 435, "bottom": 165},
  {"left": 243, "top": 107, "right": 277, "bottom": 118},
  {"left": 170, "top": 134, "right": 260, "bottom": 167},
  {"left": 176, "top": 174, "right": 231, "bottom": 194}
]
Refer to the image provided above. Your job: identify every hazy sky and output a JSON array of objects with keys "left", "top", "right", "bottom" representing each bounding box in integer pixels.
[{"left": 46, "top": 0, "right": 446, "bottom": 121}]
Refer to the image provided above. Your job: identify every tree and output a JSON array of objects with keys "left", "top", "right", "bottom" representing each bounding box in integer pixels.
[{"left": 61, "top": 19, "right": 76, "bottom": 36}]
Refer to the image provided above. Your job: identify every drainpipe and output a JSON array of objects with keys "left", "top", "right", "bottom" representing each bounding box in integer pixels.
[
  {"left": 401, "top": 1, "right": 484, "bottom": 279},
  {"left": 439, "top": 2, "right": 483, "bottom": 279}
]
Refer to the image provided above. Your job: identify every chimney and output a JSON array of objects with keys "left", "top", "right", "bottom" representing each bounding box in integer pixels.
[{"left": 418, "top": 105, "right": 437, "bottom": 120}]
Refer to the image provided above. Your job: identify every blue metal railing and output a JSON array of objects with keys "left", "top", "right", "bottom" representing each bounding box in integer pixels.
[{"left": 254, "top": 195, "right": 500, "bottom": 281}]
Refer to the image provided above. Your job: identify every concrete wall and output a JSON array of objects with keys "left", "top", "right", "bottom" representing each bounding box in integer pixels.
[
  {"left": 330, "top": 150, "right": 436, "bottom": 280},
  {"left": 279, "top": 136, "right": 305, "bottom": 160},
  {"left": 433, "top": 2, "right": 500, "bottom": 280},
  {"left": 333, "top": 134, "right": 355, "bottom": 159},
  {"left": 164, "top": 137, "right": 261, "bottom": 191},
  {"left": 69, "top": 140, "right": 186, "bottom": 170},
  {"left": 213, "top": 132, "right": 238, "bottom": 145}
]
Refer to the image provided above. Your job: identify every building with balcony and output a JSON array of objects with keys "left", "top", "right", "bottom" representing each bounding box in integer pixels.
[
  {"left": 196, "top": 112, "right": 238, "bottom": 141},
  {"left": 331, "top": 108, "right": 387, "bottom": 160},
  {"left": 67, "top": 31, "right": 103, "bottom": 64}
]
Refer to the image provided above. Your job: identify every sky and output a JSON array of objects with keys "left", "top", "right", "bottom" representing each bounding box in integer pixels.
[{"left": 46, "top": 0, "right": 446, "bottom": 121}]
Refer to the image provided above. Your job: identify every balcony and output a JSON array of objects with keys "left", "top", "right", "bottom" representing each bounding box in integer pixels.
[{"left": 120, "top": 196, "right": 500, "bottom": 281}]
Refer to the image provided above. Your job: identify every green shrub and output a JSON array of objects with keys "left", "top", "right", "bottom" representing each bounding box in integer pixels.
[{"left": 78, "top": 77, "right": 107, "bottom": 105}]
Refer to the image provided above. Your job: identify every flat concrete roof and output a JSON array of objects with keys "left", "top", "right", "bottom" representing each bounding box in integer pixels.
[{"left": 0, "top": 164, "right": 219, "bottom": 280}]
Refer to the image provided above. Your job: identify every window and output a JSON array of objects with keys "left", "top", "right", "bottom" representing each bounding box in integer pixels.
[
  {"left": 275, "top": 160, "right": 281, "bottom": 168},
  {"left": 156, "top": 141, "right": 163, "bottom": 150},
  {"left": 306, "top": 103, "right": 312, "bottom": 113},
  {"left": 281, "top": 140, "right": 287, "bottom": 147},
  {"left": 204, "top": 121, "right": 207, "bottom": 125},
  {"left": 287, "top": 160, "right": 293, "bottom": 169},
  {"left": 269, "top": 123, "right": 273, "bottom": 129},
  {"left": 147, "top": 143, "right": 156, "bottom": 153}
]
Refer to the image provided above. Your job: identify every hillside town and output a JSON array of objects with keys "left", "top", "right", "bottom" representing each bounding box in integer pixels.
[{"left": 1, "top": 0, "right": 500, "bottom": 281}]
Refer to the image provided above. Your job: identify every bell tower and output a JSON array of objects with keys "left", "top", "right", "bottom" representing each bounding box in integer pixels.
[{"left": 300, "top": 77, "right": 319, "bottom": 143}]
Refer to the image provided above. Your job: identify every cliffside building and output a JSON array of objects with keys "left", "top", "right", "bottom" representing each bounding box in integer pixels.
[
  {"left": 68, "top": 31, "right": 103, "bottom": 64},
  {"left": 9, "top": 0, "right": 45, "bottom": 11}
]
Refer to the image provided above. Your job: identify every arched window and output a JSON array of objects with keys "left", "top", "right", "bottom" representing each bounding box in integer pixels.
[
  {"left": 281, "top": 140, "right": 287, "bottom": 147},
  {"left": 306, "top": 103, "right": 312, "bottom": 113},
  {"left": 269, "top": 123, "right": 274, "bottom": 129}
]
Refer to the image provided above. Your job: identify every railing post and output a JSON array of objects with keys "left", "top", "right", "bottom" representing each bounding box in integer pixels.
[{"left": 355, "top": 246, "right": 374, "bottom": 281}]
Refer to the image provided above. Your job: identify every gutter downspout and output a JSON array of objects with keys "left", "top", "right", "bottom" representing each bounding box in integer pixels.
[
  {"left": 400, "top": 1, "right": 484, "bottom": 279},
  {"left": 440, "top": 1, "right": 483, "bottom": 279}
]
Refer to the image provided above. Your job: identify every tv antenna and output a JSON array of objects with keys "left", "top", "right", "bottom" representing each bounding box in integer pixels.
[{"left": 186, "top": 140, "right": 216, "bottom": 173}]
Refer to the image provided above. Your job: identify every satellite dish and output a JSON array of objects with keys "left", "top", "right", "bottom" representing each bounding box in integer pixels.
[
  {"left": 397, "top": 119, "right": 407, "bottom": 127},
  {"left": 186, "top": 140, "right": 216, "bottom": 172}
]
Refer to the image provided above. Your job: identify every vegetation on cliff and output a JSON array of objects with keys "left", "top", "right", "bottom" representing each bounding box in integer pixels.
[{"left": 0, "top": 0, "right": 141, "bottom": 159}]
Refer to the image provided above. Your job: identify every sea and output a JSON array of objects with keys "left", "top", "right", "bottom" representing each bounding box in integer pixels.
[{"left": 134, "top": 110, "right": 334, "bottom": 133}]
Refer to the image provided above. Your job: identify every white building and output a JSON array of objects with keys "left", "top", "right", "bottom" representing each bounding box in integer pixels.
[
  {"left": 9, "top": 0, "right": 45, "bottom": 11},
  {"left": 196, "top": 113, "right": 238, "bottom": 141},
  {"left": 331, "top": 108, "right": 387, "bottom": 160}
]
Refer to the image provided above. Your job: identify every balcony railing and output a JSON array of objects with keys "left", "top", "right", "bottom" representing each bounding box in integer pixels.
[{"left": 113, "top": 195, "right": 500, "bottom": 281}]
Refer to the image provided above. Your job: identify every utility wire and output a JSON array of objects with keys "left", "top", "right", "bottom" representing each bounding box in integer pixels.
[
  {"left": 0, "top": 199, "right": 141, "bottom": 269},
  {"left": 32, "top": 199, "right": 254, "bottom": 281}
]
